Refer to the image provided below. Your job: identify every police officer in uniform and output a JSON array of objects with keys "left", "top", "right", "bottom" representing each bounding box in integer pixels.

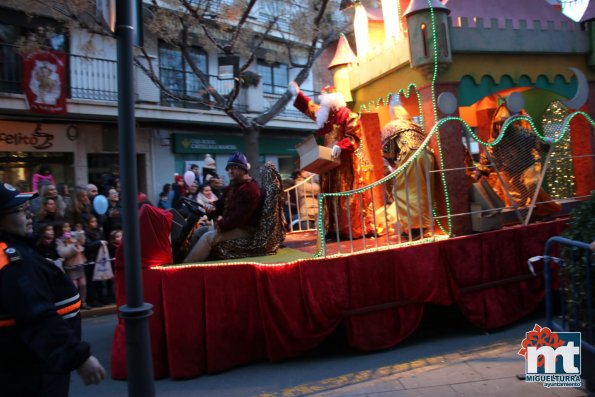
[{"left": 0, "top": 182, "right": 105, "bottom": 396}]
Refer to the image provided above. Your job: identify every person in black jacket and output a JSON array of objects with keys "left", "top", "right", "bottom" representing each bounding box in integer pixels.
[{"left": 0, "top": 182, "right": 105, "bottom": 397}]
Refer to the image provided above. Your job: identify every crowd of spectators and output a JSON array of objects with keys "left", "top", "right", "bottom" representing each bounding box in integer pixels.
[
  {"left": 21, "top": 153, "right": 316, "bottom": 290},
  {"left": 156, "top": 153, "right": 224, "bottom": 221},
  {"left": 23, "top": 164, "right": 123, "bottom": 310}
]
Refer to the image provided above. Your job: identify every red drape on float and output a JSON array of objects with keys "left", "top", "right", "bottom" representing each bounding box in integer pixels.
[
  {"left": 111, "top": 204, "right": 173, "bottom": 379},
  {"left": 22, "top": 51, "right": 67, "bottom": 114},
  {"left": 111, "top": 216, "right": 567, "bottom": 379}
]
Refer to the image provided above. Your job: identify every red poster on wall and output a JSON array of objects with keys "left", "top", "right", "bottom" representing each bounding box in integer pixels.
[{"left": 22, "top": 51, "right": 67, "bottom": 114}]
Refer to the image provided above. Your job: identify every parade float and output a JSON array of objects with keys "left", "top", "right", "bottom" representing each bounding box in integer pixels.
[{"left": 111, "top": 0, "right": 595, "bottom": 379}]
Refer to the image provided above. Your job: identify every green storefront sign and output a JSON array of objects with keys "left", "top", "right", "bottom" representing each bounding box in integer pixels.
[
  {"left": 173, "top": 133, "right": 303, "bottom": 155},
  {"left": 173, "top": 134, "right": 243, "bottom": 154}
]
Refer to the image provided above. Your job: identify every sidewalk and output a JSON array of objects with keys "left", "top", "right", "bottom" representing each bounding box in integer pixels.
[
  {"left": 265, "top": 340, "right": 591, "bottom": 397},
  {"left": 81, "top": 304, "right": 117, "bottom": 318}
]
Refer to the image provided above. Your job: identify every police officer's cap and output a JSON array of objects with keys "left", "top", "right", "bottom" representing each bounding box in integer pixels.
[{"left": 0, "top": 183, "right": 38, "bottom": 211}]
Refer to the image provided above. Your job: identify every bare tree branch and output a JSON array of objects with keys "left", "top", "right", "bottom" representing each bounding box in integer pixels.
[{"left": 7, "top": 0, "right": 344, "bottom": 172}]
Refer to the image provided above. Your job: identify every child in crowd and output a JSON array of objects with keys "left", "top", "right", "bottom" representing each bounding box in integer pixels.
[
  {"left": 106, "top": 229, "right": 123, "bottom": 303},
  {"left": 202, "top": 153, "right": 219, "bottom": 182},
  {"left": 108, "top": 229, "right": 122, "bottom": 266},
  {"left": 157, "top": 192, "right": 169, "bottom": 209},
  {"left": 35, "top": 223, "right": 61, "bottom": 270},
  {"left": 31, "top": 163, "right": 55, "bottom": 192},
  {"left": 56, "top": 221, "right": 89, "bottom": 309},
  {"left": 84, "top": 216, "right": 109, "bottom": 307}
]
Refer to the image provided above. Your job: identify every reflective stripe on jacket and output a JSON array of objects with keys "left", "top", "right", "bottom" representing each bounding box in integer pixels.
[{"left": 0, "top": 242, "right": 81, "bottom": 327}]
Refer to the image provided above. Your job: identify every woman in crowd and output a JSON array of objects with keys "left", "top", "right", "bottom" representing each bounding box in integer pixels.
[
  {"left": 102, "top": 189, "right": 122, "bottom": 238},
  {"left": 65, "top": 187, "right": 92, "bottom": 229},
  {"left": 57, "top": 183, "right": 72, "bottom": 208},
  {"left": 31, "top": 183, "right": 66, "bottom": 215},
  {"left": 196, "top": 183, "right": 218, "bottom": 215},
  {"left": 186, "top": 181, "right": 199, "bottom": 201},
  {"left": 33, "top": 196, "right": 64, "bottom": 238}
]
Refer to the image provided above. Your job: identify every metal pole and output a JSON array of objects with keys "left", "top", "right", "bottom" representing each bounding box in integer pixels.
[{"left": 116, "top": 1, "right": 155, "bottom": 396}]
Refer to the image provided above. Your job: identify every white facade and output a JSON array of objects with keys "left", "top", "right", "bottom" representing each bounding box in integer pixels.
[{"left": 0, "top": 5, "right": 319, "bottom": 200}]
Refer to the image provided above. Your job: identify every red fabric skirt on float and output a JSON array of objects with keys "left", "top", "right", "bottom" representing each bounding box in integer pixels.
[{"left": 110, "top": 206, "right": 566, "bottom": 379}]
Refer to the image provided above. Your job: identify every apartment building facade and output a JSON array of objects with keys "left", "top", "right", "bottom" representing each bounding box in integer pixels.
[{"left": 0, "top": 3, "right": 319, "bottom": 200}]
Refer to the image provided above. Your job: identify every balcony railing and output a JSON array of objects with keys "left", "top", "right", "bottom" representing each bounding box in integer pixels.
[
  {"left": 70, "top": 54, "right": 118, "bottom": 101},
  {"left": 0, "top": 43, "right": 120, "bottom": 101},
  {"left": 0, "top": 42, "right": 314, "bottom": 121}
]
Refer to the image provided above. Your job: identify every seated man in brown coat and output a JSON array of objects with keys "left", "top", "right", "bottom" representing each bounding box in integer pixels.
[{"left": 184, "top": 152, "right": 261, "bottom": 262}]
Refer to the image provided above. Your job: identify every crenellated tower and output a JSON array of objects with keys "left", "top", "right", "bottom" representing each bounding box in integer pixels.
[{"left": 403, "top": 0, "right": 452, "bottom": 78}]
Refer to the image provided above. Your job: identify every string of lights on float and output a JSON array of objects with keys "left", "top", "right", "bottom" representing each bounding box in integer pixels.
[
  {"left": 543, "top": 101, "right": 575, "bottom": 199},
  {"left": 349, "top": 0, "right": 454, "bottom": 245},
  {"left": 345, "top": 0, "right": 595, "bottom": 256},
  {"left": 191, "top": 0, "right": 594, "bottom": 263},
  {"left": 316, "top": 0, "right": 457, "bottom": 257}
]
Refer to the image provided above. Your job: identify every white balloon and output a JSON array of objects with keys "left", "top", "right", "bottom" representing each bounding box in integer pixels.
[
  {"left": 93, "top": 195, "right": 108, "bottom": 215},
  {"left": 437, "top": 92, "right": 458, "bottom": 115},
  {"left": 184, "top": 170, "right": 195, "bottom": 187}
]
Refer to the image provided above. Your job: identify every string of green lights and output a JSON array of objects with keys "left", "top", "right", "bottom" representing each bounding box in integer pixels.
[{"left": 314, "top": 0, "right": 595, "bottom": 258}]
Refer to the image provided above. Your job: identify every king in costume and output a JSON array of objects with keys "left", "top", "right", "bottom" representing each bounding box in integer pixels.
[{"left": 292, "top": 84, "right": 371, "bottom": 238}]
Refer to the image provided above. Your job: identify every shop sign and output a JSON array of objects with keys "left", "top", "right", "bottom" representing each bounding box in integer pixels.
[
  {"left": 173, "top": 133, "right": 244, "bottom": 154},
  {"left": 0, "top": 125, "right": 53, "bottom": 150},
  {"left": 0, "top": 122, "right": 74, "bottom": 152},
  {"left": 173, "top": 133, "right": 304, "bottom": 155}
]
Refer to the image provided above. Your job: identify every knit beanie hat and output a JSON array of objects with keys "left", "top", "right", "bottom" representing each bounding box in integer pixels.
[
  {"left": 204, "top": 154, "right": 216, "bottom": 169},
  {"left": 225, "top": 152, "right": 250, "bottom": 172}
]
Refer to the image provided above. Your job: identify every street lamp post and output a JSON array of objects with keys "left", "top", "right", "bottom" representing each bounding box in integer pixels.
[{"left": 115, "top": 1, "right": 155, "bottom": 396}]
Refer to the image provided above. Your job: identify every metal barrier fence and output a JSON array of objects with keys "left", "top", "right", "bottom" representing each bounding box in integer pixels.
[
  {"left": 543, "top": 236, "right": 594, "bottom": 350},
  {"left": 283, "top": 173, "right": 319, "bottom": 232}
]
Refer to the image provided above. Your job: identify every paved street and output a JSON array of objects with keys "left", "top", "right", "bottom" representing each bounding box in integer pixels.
[{"left": 70, "top": 305, "right": 591, "bottom": 397}]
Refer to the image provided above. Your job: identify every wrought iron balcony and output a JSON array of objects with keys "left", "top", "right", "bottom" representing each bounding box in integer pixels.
[{"left": 0, "top": 43, "right": 313, "bottom": 121}]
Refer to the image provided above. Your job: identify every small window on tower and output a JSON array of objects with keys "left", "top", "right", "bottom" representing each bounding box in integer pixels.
[{"left": 420, "top": 23, "right": 428, "bottom": 57}]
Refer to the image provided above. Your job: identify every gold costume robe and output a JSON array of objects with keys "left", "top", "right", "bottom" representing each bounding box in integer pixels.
[
  {"left": 374, "top": 149, "right": 435, "bottom": 235},
  {"left": 294, "top": 92, "right": 371, "bottom": 238}
]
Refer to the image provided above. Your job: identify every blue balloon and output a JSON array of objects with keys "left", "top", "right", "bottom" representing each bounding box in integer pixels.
[{"left": 93, "top": 194, "right": 109, "bottom": 215}]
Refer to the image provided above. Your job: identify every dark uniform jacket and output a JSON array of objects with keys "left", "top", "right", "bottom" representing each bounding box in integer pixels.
[{"left": 0, "top": 235, "right": 90, "bottom": 393}]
